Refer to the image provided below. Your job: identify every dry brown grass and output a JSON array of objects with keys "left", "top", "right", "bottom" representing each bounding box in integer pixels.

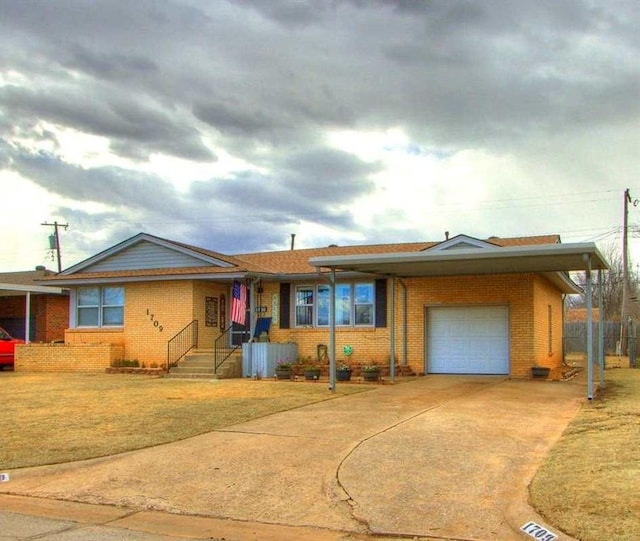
[
  {"left": 0, "top": 373, "right": 370, "bottom": 470},
  {"left": 530, "top": 369, "right": 640, "bottom": 541}
]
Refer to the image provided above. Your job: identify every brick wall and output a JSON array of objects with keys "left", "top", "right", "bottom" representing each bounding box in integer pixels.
[
  {"left": 530, "top": 275, "right": 565, "bottom": 377},
  {"left": 0, "top": 294, "right": 69, "bottom": 342},
  {"left": 49, "top": 281, "right": 228, "bottom": 370},
  {"left": 267, "top": 274, "right": 562, "bottom": 378},
  {"left": 0, "top": 296, "right": 26, "bottom": 318},
  {"left": 40, "top": 295, "right": 69, "bottom": 342},
  {"left": 32, "top": 273, "right": 565, "bottom": 377},
  {"left": 192, "top": 281, "right": 227, "bottom": 349},
  {"left": 15, "top": 342, "right": 124, "bottom": 372}
]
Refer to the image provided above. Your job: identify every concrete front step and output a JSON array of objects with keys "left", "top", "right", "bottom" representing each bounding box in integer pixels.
[
  {"left": 165, "top": 373, "right": 221, "bottom": 380},
  {"left": 168, "top": 351, "right": 242, "bottom": 379},
  {"left": 170, "top": 367, "right": 216, "bottom": 374}
]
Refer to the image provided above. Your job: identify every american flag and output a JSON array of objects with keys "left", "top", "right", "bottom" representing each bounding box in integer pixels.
[{"left": 231, "top": 281, "right": 247, "bottom": 325}]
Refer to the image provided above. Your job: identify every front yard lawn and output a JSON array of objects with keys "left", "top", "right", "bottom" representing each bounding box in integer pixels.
[
  {"left": 530, "top": 369, "right": 640, "bottom": 541},
  {"left": 0, "top": 373, "right": 369, "bottom": 470}
]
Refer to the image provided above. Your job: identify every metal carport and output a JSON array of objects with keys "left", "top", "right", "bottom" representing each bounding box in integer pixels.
[{"left": 310, "top": 242, "right": 610, "bottom": 400}]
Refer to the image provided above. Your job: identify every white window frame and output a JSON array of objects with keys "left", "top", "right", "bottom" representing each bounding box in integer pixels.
[
  {"left": 295, "top": 282, "right": 375, "bottom": 328},
  {"left": 75, "top": 286, "right": 125, "bottom": 328},
  {"left": 294, "top": 285, "right": 314, "bottom": 327}
]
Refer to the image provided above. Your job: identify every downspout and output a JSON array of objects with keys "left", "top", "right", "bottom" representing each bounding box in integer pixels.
[
  {"left": 24, "top": 291, "right": 31, "bottom": 344},
  {"left": 561, "top": 294, "right": 566, "bottom": 365},
  {"left": 389, "top": 276, "right": 395, "bottom": 383},
  {"left": 598, "top": 269, "right": 605, "bottom": 388},
  {"left": 398, "top": 278, "right": 408, "bottom": 367}
]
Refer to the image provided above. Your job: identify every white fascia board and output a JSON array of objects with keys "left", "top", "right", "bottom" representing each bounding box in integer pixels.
[
  {"left": 309, "top": 242, "right": 609, "bottom": 272},
  {"left": 541, "top": 272, "right": 583, "bottom": 294},
  {"left": 0, "top": 283, "right": 67, "bottom": 295},
  {"left": 40, "top": 272, "right": 249, "bottom": 287}
]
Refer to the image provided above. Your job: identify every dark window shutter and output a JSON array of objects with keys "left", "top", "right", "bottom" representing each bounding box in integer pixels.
[
  {"left": 280, "top": 283, "right": 291, "bottom": 329},
  {"left": 375, "top": 279, "right": 387, "bottom": 328}
]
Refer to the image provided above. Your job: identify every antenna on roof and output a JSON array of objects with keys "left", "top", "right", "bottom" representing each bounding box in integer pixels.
[{"left": 290, "top": 233, "right": 296, "bottom": 250}]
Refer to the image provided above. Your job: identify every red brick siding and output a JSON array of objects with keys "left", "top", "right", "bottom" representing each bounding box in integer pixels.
[{"left": 0, "top": 294, "right": 69, "bottom": 342}]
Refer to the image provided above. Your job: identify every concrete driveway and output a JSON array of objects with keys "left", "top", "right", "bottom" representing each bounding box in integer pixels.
[{"left": 1, "top": 376, "right": 585, "bottom": 540}]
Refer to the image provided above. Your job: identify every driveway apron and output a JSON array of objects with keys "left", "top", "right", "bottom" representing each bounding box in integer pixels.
[{"left": 2, "top": 376, "right": 584, "bottom": 540}]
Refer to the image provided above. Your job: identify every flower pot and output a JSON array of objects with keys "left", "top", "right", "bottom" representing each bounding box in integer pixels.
[
  {"left": 336, "top": 369, "right": 352, "bottom": 382},
  {"left": 531, "top": 366, "right": 550, "bottom": 379},
  {"left": 275, "top": 368, "right": 291, "bottom": 380},
  {"left": 304, "top": 368, "right": 321, "bottom": 381},
  {"left": 362, "top": 370, "right": 380, "bottom": 382}
]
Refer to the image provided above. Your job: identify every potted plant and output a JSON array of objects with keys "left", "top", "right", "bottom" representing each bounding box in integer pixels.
[
  {"left": 361, "top": 363, "right": 381, "bottom": 382},
  {"left": 531, "top": 364, "right": 551, "bottom": 379},
  {"left": 275, "top": 360, "right": 292, "bottom": 380},
  {"left": 303, "top": 365, "right": 321, "bottom": 380},
  {"left": 336, "top": 363, "right": 352, "bottom": 382}
]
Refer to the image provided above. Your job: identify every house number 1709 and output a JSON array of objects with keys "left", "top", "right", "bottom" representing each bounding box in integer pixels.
[{"left": 146, "top": 309, "right": 164, "bottom": 332}]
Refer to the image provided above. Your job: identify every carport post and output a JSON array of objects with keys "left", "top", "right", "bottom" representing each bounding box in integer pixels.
[
  {"left": 24, "top": 291, "right": 31, "bottom": 344},
  {"left": 400, "top": 278, "right": 408, "bottom": 366},
  {"left": 598, "top": 269, "right": 605, "bottom": 387},
  {"left": 329, "top": 268, "right": 336, "bottom": 392},
  {"left": 389, "top": 276, "right": 395, "bottom": 382},
  {"left": 585, "top": 255, "right": 594, "bottom": 400}
]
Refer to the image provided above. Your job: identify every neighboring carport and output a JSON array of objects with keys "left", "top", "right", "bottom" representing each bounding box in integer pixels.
[
  {"left": 310, "top": 242, "right": 610, "bottom": 400},
  {"left": 0, "top": 283, "right": 67, "bottom": 343}
]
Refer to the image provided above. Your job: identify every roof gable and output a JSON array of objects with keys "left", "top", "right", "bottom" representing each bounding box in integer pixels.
[
  {"left": 61, "top": 233, "right": 236, "bottom": 275},
  {"left": 424, "top": 234, "right": 498, "bottom": 252}
]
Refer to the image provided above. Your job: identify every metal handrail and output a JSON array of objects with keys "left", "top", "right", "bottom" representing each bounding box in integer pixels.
[
  {"left": 214, "top": 325, "right": 241, "bottom": 373},
  {"left": 167, "top": 320, "right": 198, "bottom": 370}
]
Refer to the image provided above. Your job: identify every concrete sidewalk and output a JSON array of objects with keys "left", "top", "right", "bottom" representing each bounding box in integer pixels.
[{"left": 0, "top": 376, "right": 586, "bottom": 540}]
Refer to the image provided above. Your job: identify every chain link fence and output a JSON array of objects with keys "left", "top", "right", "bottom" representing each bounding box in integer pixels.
[{"left": 564, "top": 320, "right": 638, "bottom": 364}]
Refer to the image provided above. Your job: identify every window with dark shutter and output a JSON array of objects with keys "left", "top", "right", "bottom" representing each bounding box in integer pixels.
[
  {"left": 375, "top": 279, "right": 387, "bottom": 328},
  {"left": 280, "top": 283, "right": 291, "bottom": 329}
]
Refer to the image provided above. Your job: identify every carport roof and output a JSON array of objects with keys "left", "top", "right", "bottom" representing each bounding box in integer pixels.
[
  {"left": 309, "top": 242, "right": 609, "bottom": 294},
  {"left": 0, "top": 282, "right": 67, "bottom": 296},
  {"left": 0, "top": 269, "right": 68, "bottom": 296}
]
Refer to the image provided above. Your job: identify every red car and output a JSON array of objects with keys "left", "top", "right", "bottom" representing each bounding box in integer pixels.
[{"left": 0, "top": 326, "right": 24, "bottom": 370}]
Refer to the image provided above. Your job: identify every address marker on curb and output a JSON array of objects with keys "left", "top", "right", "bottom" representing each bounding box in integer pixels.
[
  {"left": 520, "top": 521, "right": 558, "bottom": 541},
  {"left": 0, "top": 473, "right": 9, "bottom": 482}
]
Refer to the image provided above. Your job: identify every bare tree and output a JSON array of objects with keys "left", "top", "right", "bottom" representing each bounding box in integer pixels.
[{"left": 567, "top": 243, "right": 636, "bottom": 321}]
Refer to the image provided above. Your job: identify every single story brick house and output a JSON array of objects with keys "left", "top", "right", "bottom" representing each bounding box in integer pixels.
[
  {"left": 17, "top": 232, "right": 608, "bottom": 379},
  {"left": 0, "top": 269, "right": 69, "bottom": 342}
]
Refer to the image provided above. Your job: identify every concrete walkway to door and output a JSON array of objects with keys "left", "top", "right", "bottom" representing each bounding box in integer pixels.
[{"left": 1, "top": 376, "right": 585, "bottom": 540}]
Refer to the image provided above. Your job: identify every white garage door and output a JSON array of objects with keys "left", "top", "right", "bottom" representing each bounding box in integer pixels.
[{"left": 427, "top": 306, "right": 509, "bottom": 375}]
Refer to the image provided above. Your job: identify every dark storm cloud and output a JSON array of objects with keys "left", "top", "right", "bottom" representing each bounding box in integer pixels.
[
  {"left": 282, "top": 147, "right": 379, "bottom": 200},
  {"left": 5, "top": 140, "right": 369, "bottom": 255},
  {"left": 193, "top": 101, "right": 287, "bottom": 138},
  {"left": 0, "top": 0, "right": 637, "bottom": 265},
  {"left": 12, "top": 154, "right": 171, "bottom": 212},
  {"left": 191, "top": 147, "right": 377, "bottom": 211},
  {"left": 0, "top": 84, "right": 214, "bottom": 162},
  {"left": 4, "top": 0, "right": 634, "bottom": 158},
  {"left": 65, "top": 47, "right": 159, "bottom": 82}
]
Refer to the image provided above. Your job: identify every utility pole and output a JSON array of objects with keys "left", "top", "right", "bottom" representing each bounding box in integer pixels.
[
  {"left": 621, "top": 189, "right": 636, "bottom": 358},
  {"left": 41, "top": 221, "right": 69, "bottom": 273}
]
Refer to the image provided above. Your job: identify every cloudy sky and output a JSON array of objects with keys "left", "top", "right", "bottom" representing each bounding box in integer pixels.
[{"left": 1, "top": 0, "right": 638, "bottom": 272}]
